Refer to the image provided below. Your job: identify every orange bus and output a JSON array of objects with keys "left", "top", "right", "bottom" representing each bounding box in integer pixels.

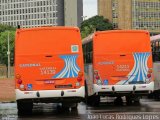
[
  {"left": 15, "top": 26, "right": 85, "bottom": 114},
  {"left": 83, "top": 30, "right": 154, "bottom": 106}
]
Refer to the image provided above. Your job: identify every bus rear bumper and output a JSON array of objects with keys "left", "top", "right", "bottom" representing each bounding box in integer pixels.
[
  {"left": 15, "top": 86, "right": 85, "bottom": 102},
  {"left": 93, "top": 82, "right": 154, "bottom": 96}
]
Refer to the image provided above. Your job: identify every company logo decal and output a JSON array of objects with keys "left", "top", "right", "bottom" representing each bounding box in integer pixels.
[
  {"left": 71, "top": 45, "right": 79, "bottom": 53},
  {"left": 116, "top": 52, "right": 150, "bottom": 85},
  {"left": 53, "top": 54, "right": 80, "bottom": 78}
]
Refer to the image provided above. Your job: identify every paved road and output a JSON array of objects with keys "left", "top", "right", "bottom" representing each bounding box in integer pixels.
[{"left": 1, "top": 98, "right": 160, "bottom": 120}]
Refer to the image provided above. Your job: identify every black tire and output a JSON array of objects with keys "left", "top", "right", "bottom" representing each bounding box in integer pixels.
[
  {"left": 114, "top": 97, "right": 123, "bottom": 106},
  {"left": 17, "top": 100, "right": 33, "bottom": 116},
  {"left": 84, "top": 80, "right": 88, "bottom": 103},
  {"left": 87, "top": 95, "right": 100, "bottom": 107},
  {"left": 71, "top": 103, "right": 78, "bottom": 110},
  {"left": 133, "top": 97, "right": 140, "bottom": 105},
  {"left": 93, "top": 95, "right": 100, "bottom": 107},
  {"left": 126, "top": 96, "right": 133, "bottom": 105},
  {"left": 62, "top": 103, "right": 75, "bottom": 111}
]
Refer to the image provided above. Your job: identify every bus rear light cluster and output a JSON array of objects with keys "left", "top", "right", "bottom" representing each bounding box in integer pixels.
[
  {"left": 147, "top": 68, "right": 152, "bottom": 79},
  {"left": 146, "top": 68, "right": 152, "bottom": 83},
  {"left": 94, "top": 70, "right": 102, "bottom": 85},
  {"left": 94, "top": 71, "right": 100, "bottom": 80},
  {"left": 77, "top": 71, "right": 83, "bottom": 82},
  {"left": 16, "top": 74, "right": 23, "bottom": 84},
  {"left": 16, "top": 74, "right": 25, "bottom": 91}
]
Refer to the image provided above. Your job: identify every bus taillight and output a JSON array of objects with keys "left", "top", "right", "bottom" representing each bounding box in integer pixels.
[
  {"left": 94, "top": 71, "right": 98, "bottom": 76},
  {"left": 16, "top": 74, "right": 21, "bottom": 79},
  {"left": 78, "top": 71, "right": 83, "bottom": 77},
  {"left": 77, "top": 77, "right": 82, "bottom": 82},
  {"left": 17, "top": 79, "right": 22, "bottom": 84},
  {"left": 147, "top": 74, "right": 151, "bottom": 78},
  {"left": 148, "top": 68, "right": 152, "bottom": 74},
  {"left": 95, "top": 75, "right": 100, "bottom": 80}
]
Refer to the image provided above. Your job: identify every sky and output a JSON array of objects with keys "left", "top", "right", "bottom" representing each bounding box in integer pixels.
[{"left": 83, "top": 0, "right": 97, "bottom": 19}]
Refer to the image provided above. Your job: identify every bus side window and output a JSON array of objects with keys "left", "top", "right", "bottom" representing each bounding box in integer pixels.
[
  {"left": 83, "top": 41, "right": 93, "bottom": 64},
  {"left": 83, "top": 44, "right": 87, "bottom": 63},
  {"left": 152, "top": 40, "right": 160, "bottom": 62},
  {"left": 158, "top": 41, "right": 160, "bottom": 52}
]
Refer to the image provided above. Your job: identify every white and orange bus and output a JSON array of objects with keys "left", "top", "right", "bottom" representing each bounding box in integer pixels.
[
  {"left": 83, "top": 30, "right": 154, "bottom": 106},
  {"left": 15, "top": 26, "right": 85, "bottom": 114}
]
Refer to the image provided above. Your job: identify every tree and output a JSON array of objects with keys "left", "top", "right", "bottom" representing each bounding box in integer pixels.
[
  {"left": 0, "top": 30, "right": 15, "bottom": 66},
  {"left": 0, "top": 24, "right": 16, "bottom": 33},
  {"left": 0, "top": 24, "right": 16, "bottom": 66},
  {"left": 80, "top": 15, "right": 113, "bottom": 38}
]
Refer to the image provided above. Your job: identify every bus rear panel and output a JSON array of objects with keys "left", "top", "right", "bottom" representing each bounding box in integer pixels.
[
  {"left": 93, "top": 30, "right": 154, "bottom": 96},
  {"left": 15, "top": 27, "right": 85, "bottom": 103}
]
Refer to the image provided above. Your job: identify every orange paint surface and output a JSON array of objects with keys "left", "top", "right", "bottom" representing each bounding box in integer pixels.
[
  {"left": 93, "top": 30, "right": 153, "bottom": 85},
  {"left": 15, "top": 27, "right": 84, "bottom": 91}
]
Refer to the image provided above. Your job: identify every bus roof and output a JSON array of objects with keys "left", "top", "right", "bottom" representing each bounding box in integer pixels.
[
  {"left": 95, "top": 30, "right": 149, "bottom": 36},
  {"left": 17, "top": 26, "right": 79, "bottom": 33},
  {"left": 82, "top": 30, "right": 149, "bottom": 45},
  {"left": 93, "top": 30, "right": 151, "bottom": 53},
  {"left": 82, "top": 33, "right": 94, "bottom": 44},
  {"left": 15, "top": 26, "right": 81, "bottom": 55},
  {"left": 150, "top": 34, "right": 160, "bottom": 42}
]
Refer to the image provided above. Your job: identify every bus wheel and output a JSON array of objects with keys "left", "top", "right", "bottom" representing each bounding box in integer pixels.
[
  {"left": 17, "top": 100, "right": 33, "bottom": 116},
  {"left": 114, "top": 97, "right": 123, "bottom": 105},
  {"left": 133, "top": 96, "right": 140, "bottom": 105},
  {"left": 84, "top": 80, "right": 88, "bottom": 103},
  {"left": 71, "top": 103, "right": 78, "bottom": 110},
  {"left": 88, "top": 95, "right": 100, "bottom": 107},
  {"left": 62, "top": 103, "right": 77, "bottom": 111},
  {"left": 62, "top": 103, "right": 70, "bottom": 111},
  {"left": 126, "top": 96, "right": 133, "bottom": 105}
]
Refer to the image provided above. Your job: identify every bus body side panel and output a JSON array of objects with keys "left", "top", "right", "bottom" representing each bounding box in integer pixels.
[
  {"left": 84, "top": 64, "right": 95, "bottom": 96},
  {"left": 153, "top": 63, "right": 160, "bottom": 91}
]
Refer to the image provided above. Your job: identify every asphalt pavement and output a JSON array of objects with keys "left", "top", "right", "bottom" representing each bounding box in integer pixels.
[{"left": 0, "top": 98, "right": 160, "bottom": 120}]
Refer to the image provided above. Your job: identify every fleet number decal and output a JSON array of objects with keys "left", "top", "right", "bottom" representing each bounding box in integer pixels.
[
  {"left": 40, "top": 67, "right": 56, "bottom": 75},
  {"left": 116, "top": 65, "right": 130, "bottom": 71}
]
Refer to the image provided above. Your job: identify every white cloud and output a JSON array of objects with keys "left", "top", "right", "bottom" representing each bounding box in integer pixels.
[{"left": 83, "top": 0, "right": 97, "bottom": 19}]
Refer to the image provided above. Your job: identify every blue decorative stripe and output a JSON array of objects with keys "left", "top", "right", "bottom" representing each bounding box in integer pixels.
[
  {"left": 123, "top": 52, "right": 150, "bottom": 84},
  {"left": 116, "top": 52, "right": 151, "bottom": 85},
  {"left": 53, "top": 54, "right": 80, "bottom": 78}
]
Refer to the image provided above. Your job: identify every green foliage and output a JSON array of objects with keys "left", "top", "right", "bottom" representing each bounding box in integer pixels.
[
  {"left": 80, "top": 15, "right": 113, "bottom": 38},
  {"left": 0, "top": 24, "right": 16, "bottom": 33},
  {"left": 0, "top": 24, "right": 16, "bottom": 66}
]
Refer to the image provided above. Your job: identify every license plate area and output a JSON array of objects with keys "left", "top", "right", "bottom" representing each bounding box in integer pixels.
[
  {"left": 44, "top": 80, "right": 55, "bottom": 84},
  {"left": 55, "top": 84, "right": 72, "bottom": 88}
]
